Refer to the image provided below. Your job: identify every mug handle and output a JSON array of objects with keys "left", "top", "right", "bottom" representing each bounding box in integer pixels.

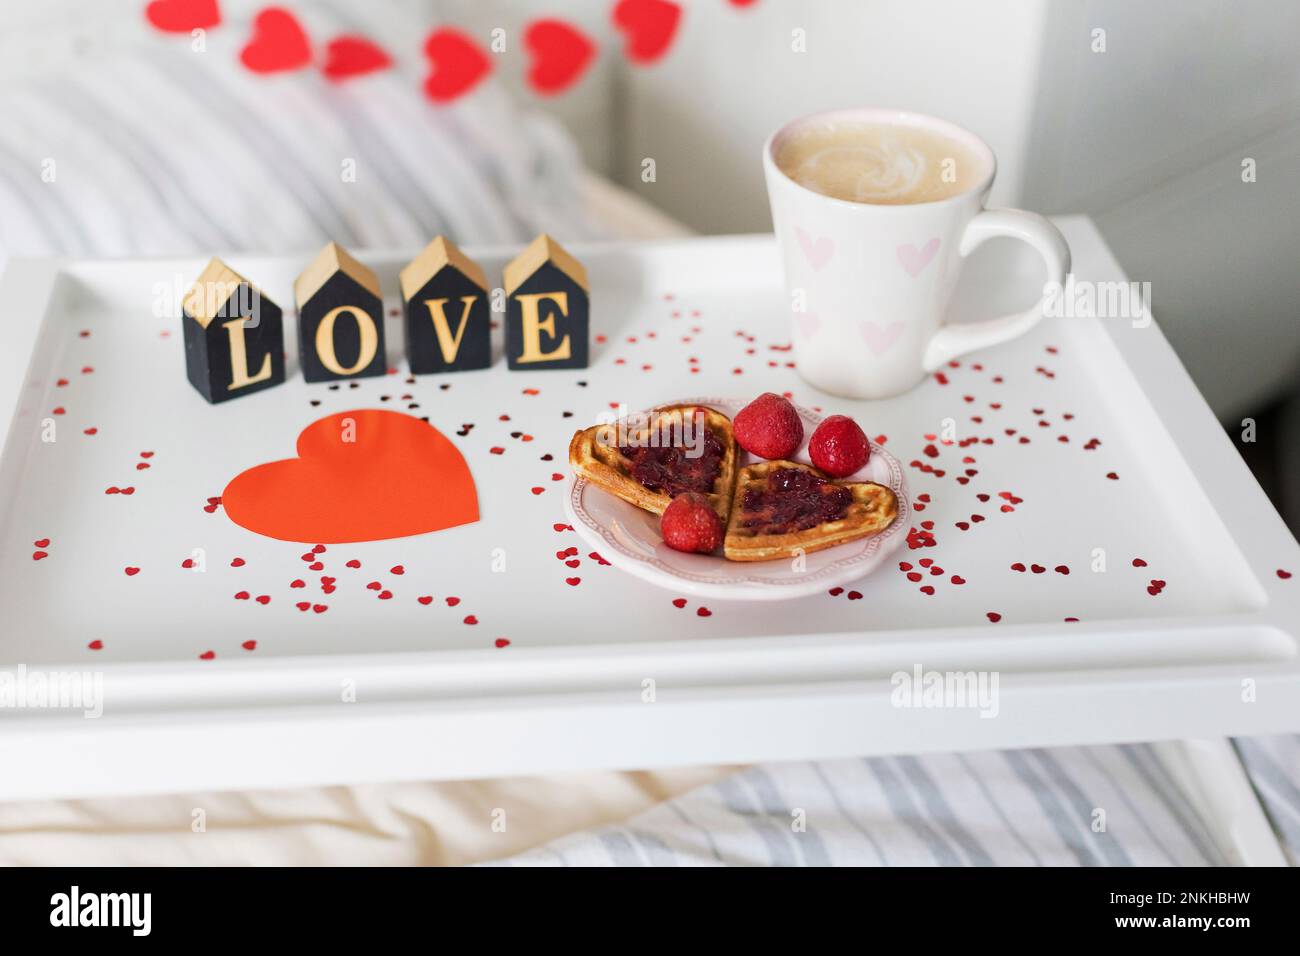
[{"left": 922, "top": 209, "right": 1071, "bottom": 371}]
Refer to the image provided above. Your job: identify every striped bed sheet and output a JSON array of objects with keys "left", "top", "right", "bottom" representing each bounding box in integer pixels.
[{"left": 493, "top": 740, "right": 1300, "bottom": 867}]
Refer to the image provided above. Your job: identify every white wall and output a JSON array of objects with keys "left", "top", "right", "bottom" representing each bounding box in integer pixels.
[
  {"left": 1023, "top": 0, "right": 1300, "bottom": 419},
  {"left": 610, "top": 0, "right": 1300, "bottom": 418},
  {"left": 618, "top": 0, "right": 1051, "bottom": 233}
]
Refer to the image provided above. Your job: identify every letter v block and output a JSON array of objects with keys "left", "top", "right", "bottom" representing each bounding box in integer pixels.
[
  {"left": 400, "top": 236, "right": 490, "bottom": 374},
  {"left": 295, "top": 242, "right": 386, "bottom": 383},
  {"left": 182, "top": 257, "right": 285, "bottom": 403},
  {"left": 504, "top": 234, "right": 589, "bottom": 370}
]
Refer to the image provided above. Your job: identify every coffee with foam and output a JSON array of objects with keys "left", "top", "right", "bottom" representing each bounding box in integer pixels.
[{"left": 775, "top": 119, "right": 985, "bottom": 205}]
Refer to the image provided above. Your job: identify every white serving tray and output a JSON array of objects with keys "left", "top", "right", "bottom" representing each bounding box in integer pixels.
[{"left": 0, "top": 218, "right": 1297, "bottom": 801}]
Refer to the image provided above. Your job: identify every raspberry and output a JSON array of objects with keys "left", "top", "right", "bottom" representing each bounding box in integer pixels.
[
  {"left": 660, "top": 492, "right": 723, "bottom": 554},
  {"left": 733, "top": 392, "right": 803, "bottom": 460},
  {"left": 809, "top": 414, "right": 870, "bottom": 477}
]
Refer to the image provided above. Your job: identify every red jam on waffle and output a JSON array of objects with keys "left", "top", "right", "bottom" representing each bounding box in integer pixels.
[
  {"left": 739, "top": 467, "right": 852, "bottom": 535},
  {"left": 619, "top": 422, "right": 724, "bottom": 497}
]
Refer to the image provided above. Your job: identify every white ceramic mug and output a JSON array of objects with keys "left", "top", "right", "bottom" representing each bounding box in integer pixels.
[{"left": 763, "top": 108, "right": 1070, "bottom": 399}]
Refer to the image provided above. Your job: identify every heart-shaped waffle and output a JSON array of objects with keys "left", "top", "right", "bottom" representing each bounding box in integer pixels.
[
  {"left": 724, "top": 460, "right": 897, "bottom": 562},
  {"left": 568, "top": 404, "right": 737, "bottom": 521}
]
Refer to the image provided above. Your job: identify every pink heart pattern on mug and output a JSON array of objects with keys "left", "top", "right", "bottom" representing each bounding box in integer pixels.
[
  {"left": 858, "top": 320, "right": 905, "bottom": 356},
  {"left": 795, "top": 228, "right": 835, "bottom": 271},
  {"left": 897, "top": 237, "right": 940, "bottom": 277},
  {"left": 794, "top": 312, "right": 820, "bottom": 339}
]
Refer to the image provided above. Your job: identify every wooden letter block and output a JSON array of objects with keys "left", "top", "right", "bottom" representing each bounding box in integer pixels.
[
  {"left": 400, "top": 236, "right": 491, "bottom": 374},
  {"left": 504, "top": 234, "right": 589, "bottom": 370},
  {"left": 294, "top": 242, "right": 386, "bottom": 383},
  {"left": 182, "top": 258, "right": 284, "bottom": 404}
]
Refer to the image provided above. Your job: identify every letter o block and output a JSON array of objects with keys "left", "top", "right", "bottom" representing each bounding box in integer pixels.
[{"left": 295, "top": 242, "right": 386, "bottom": 383}]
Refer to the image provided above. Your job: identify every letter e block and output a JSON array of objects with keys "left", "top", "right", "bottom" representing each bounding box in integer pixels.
[{"left": 504, "top": 234, "right": 589, "bottom": 370}]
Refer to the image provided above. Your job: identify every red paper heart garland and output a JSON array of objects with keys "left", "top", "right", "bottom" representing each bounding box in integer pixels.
[
  {"left": 524, "top": 19, "right": 596, "bottom": 95},
  {"left": 239, "top": 7, "right": 311, "bottom": 74},
  {"left": 323, "top": 35, "right": 393, "bottom": 81},
  {"left": 146, "top": 0, "right": 220, "bottom": 32},
  {"left": 146, "top": 0, "right": 735, "bottom": 99},
  {"left": 612, "top": 0, "right": 682, "bottom": 64},
  {"left": 422, "top": 28, "right": 493, "bottom": 102}
]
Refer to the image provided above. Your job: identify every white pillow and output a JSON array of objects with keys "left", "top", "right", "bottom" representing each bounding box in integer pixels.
[{"left": 0, "top": 0, "right": 593, "bottom": 257}]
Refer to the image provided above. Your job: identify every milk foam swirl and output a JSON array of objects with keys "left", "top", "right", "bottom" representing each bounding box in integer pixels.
[
  {"left": 775, "top": 121, "right": 981, "bottom": 205},
  {"left": 800, "top": 141, "right": 928, "bottom": 203}
]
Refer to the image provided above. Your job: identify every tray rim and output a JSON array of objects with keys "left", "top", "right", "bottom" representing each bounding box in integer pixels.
[{"left": 1, "top": 218, "right": 1298, "bottom": 791}]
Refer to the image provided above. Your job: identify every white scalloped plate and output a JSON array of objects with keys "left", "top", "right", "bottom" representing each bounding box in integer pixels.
[{"left": 564, "top": 396, "right": 910, "bottom": 601}]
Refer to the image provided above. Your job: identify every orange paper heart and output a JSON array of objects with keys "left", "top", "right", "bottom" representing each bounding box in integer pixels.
[{"left": 223, "top": 409, "right": 478, "bottom": 543}]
